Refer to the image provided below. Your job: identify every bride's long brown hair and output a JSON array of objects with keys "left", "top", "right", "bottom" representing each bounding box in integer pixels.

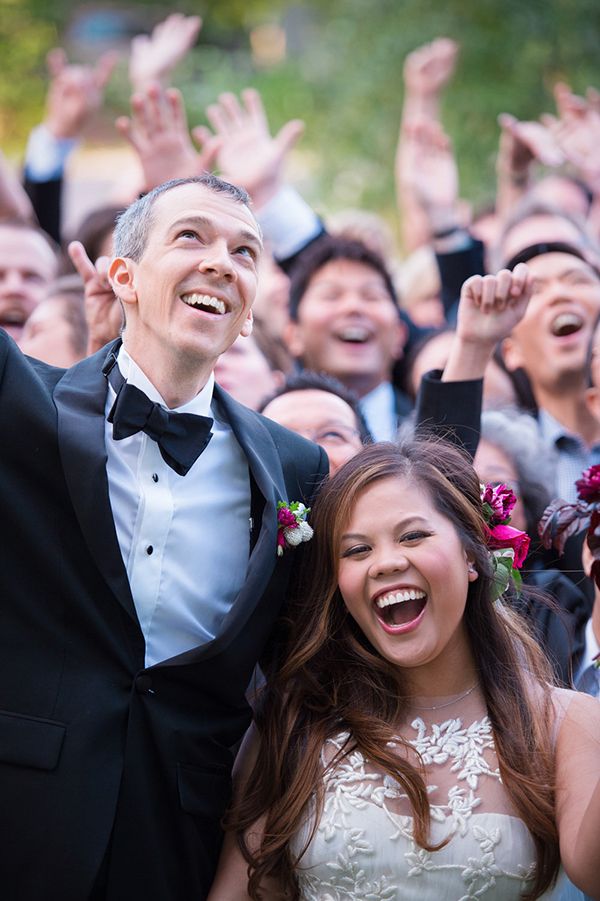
[{"left": 228, "top": 439, "right": 560, "bottom": 900}]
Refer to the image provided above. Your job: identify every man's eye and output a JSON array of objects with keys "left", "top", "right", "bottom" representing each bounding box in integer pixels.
[
  {"left": 178, "top": 230, "right": 198, "bottom": 239},
  {"left": 236, "top": 246, "right": 256, "bottom": 259}
]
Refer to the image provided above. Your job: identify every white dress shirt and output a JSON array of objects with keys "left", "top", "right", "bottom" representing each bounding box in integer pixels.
[
  {"left": 359, "top": 381, "right": 398, "bottom": 443},
  {"left": 105, "top": 348, "right": 251, "bottom": 667}
]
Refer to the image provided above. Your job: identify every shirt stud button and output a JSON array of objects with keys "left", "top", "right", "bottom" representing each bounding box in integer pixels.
[
  {"left": 146, "top": 545, "right": 154, "bottom": 555},
  {"left": 152, "top": 473, "right": 159, "bottom": 482}
]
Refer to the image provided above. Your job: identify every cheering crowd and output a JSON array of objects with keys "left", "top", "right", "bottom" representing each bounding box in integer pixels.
[{"left": 1, "top": 13, "right": 600, "bottom": 901}]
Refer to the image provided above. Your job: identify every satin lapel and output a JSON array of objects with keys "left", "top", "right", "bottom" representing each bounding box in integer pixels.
[
  {"left": 158, "top": 386, "right": 288, "bottom": 667},
  {"left": 53, "top": 341, "right": 137, "bottom": 622}
]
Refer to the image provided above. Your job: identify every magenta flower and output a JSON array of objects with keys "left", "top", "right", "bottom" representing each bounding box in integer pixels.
[
  {"left": 485, "top": 524, "right": 530, "bottom": 568},
  {"left": 278, "top": 507, "right": 298, "bottom": 528},
  {"left": 481, "top": 484, "right": 517, "bottom": 526},
  {"left": 575, "top": 465, "right": 600, "bottom": 503}
]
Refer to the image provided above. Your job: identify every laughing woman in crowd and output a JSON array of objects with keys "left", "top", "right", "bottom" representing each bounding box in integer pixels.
[{"left": 208, "top": 439, "right": 600, "bottom": 901}]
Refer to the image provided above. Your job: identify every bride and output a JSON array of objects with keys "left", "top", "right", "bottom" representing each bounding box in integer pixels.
[{"left": 208, "top": 439, "right": 600, "bottom": 901}]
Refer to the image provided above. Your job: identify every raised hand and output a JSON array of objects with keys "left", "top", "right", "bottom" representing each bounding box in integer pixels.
[
  {"left": 44, "top": 48, "right": 117, "bottom": 139},
  {"left": 497, "top": 113, "right": 565, "bottom": 173},
  {"left": 541, "top": 82, "right": 600, "bottom": 194},
  {"left": 495, "top": 113, "right": 564, "bottom": 219},
  {"left": 68, "top": 241, "right": 123, "bottom": 356},
  {"left": 403, "top": 37, "right": 459, "bottom": 100},
  {"left": 200, "top": 88, "right": 304, "bottom": 208},
  {"left": 116, "top": 83, "right": 221, "bottom": 192},
  {"left": 129, "top": 14, "right": 202, "bottom": 91},
  {"left": 443, "top": 263, "right": 535, "bottom": 381}
]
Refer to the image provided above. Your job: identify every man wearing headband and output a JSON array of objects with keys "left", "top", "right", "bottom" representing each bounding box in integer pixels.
[{"left": 502, "top": 241, "right": 600, "bottom": 503}]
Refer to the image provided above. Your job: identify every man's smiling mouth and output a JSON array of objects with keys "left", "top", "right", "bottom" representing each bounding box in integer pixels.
[
  {"left": 337, "top": 326, "right": 371, "bottom": 344},
  {"left": 181, "top": 293, "right": 226, "bottom": 315},
  {"left": 551, "top": 311, "right": 583, "bottom": 337}
]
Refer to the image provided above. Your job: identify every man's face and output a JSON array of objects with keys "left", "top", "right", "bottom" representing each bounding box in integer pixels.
[
  {"left": 213, "top": 333, "right": 281, "bottom": 411},
  {"left": 286, "top": 259, "right": 406, "bottom": 397},
  {"left": 261, "top": 388, "right": 363, "bottom": 474},
  {"left": 110, "top": 184, "right": 262, "bottom": 376},
  {"left": 503, "top": 253, "right": 600, "bottom": 392},
  {"left": 0, "top": 226, "right": 58, "bottom": 342}
]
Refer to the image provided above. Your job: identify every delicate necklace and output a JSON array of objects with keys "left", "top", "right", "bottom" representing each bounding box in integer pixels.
[{"left": 408, "top": 681, "right": 481, "bottom": 711}]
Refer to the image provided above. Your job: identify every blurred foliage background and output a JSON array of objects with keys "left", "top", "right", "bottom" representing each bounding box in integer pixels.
[{"left": 0, "top": 0, "right": 599, "bottom": 229}]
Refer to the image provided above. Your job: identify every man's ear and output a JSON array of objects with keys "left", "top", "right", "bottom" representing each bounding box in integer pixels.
[
  {"left": 586, "top": 385, "right": 600, "bottom": 423},
  {"left": 501, "top": 334, "right": 525, "bottom": 372},
  {"left": 391, "top": 319, "right": 409, "bottom": 362},
  {"left": 240, "top": 310, "right": 253, "bottom": 338},
  {"left": 283, "top": 319, "right": 304, "bottom": 359},
  {"left": 109, "top": 257, "right": 138, "bottom": 307}
]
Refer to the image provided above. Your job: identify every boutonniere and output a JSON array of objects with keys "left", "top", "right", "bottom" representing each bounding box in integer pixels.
[
  {"left": 277, "top": 501, "right": 313, "bottom": 556},
  {"left": 481, "top": 483, "right": 530, "bottom": 601}
]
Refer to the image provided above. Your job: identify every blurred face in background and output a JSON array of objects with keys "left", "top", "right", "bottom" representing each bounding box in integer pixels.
[
  {"left": 0, "top": 226, "right": 58, "bottom": 343},
  {"left": 286, "top": 258, "right": 406, "bottom": 397},
  {"left": 261, "top": 388, "right": 363, "bottom": 473},
  {"left": 503, "top": 252, "right": 600, "bottom": 393},
  {"left": 214, "top": 333, "right": 283, "bottom": 410}
]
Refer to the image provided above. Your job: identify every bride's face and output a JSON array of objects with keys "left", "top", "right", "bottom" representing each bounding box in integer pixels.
[{"left": 337, "top": 475, "right": 478, "bottom": 676}]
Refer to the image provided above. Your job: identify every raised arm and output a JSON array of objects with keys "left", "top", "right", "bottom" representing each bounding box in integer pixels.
[
  {"left": 415, "top": 264, "right": 535, "bottom": 456},
  {"left": 24, "top": 48, "right": 116, "bottom": 242},
  {"left": 396, "top": 38, "right": 458, "bottom": 253}
]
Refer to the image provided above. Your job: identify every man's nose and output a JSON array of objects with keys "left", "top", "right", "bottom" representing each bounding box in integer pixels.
[
  {"left": 340, "top": 291, "right": 363, "bottom": 311},
  {"left": 0, "top": 270, "right": 27, "bottom": 295},
  {"left": 198, "top": 241, "right": 236, "bottom": 280}
]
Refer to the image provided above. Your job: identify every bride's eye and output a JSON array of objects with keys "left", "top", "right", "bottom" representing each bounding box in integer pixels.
[
  {"left": 341, "top": 544, "right": 370, "bottom": 558},
  {"left": 401, "top": 531, "right": 429, "bottom": 542}
]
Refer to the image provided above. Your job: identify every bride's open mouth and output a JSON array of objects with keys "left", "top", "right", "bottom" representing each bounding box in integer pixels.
[{"left": 374, "top": 589, "right": 427, "bottom": 633}]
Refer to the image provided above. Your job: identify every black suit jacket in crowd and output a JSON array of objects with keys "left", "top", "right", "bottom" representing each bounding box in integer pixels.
[{"left": 0, "top": 332, "right": 327, "bottom": 901}]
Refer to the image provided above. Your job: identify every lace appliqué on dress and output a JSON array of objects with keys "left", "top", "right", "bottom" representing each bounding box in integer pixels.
[{"left": 293, "top": 717, "right": 539, "bottom": 901}]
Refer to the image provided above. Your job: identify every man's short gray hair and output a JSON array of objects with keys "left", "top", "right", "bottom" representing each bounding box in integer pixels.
[{"left": 113, "top": 175, "right": 256, "bottom": 262}]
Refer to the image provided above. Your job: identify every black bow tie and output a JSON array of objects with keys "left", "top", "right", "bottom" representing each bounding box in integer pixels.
[{"left": 103, "top": 354, "right": 213, "bottom": 476}]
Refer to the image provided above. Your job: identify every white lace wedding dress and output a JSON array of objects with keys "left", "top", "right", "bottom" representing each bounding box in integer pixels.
[{"left": 290, "top": 688, "right": 569, "bottom": 901}]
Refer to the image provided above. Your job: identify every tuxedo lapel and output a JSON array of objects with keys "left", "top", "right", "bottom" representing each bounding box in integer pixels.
[
  {"left": 53, "top": 342, "right": 138, "bottom": 623},
  {"left": 158, "top": 386, "right": 290, "bottom": 667}
]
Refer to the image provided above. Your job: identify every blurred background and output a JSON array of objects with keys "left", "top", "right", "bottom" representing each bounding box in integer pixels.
[{"left": 1, "top": 0, "right": 599, "bottom": 235}]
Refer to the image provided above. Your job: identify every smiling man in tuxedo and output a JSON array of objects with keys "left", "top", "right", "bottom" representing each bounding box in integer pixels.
[{"left": 0, "top": 175, "right": 326, "bottom": 900}]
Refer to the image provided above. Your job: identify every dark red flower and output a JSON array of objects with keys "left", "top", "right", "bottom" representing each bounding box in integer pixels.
[
  {"left": 481, "top": 484, "right": 517, "bottom": 526},
  {"left": 575, "top": 465, "right": 600, "bottom": 503},
  {"left": 485, "top": 524, "right": 530, "bottom": 568}
]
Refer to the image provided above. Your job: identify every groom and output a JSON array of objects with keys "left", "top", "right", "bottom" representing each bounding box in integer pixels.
[{"left": 0, "top": 175, "right": 326, "bottom": 900}]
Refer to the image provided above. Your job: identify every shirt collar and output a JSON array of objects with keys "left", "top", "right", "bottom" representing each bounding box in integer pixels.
[
  {"left": 537, "top": 408, "right": 584, "bottom": 448},
  {"left": 116, "top": 346, "right": 215, "bottom": 418},
  {"left": 579, "top": 616, "right": 600, "bottom": 677}
]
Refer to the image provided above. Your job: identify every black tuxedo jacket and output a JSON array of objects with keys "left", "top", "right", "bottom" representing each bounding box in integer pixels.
[{"left": 0, "top": 332, "right": 327, "bottom": 900}]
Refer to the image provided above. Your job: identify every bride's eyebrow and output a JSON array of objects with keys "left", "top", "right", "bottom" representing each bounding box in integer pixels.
[{"left": 341, "top": 516, "right": 429, "bottom": 542}]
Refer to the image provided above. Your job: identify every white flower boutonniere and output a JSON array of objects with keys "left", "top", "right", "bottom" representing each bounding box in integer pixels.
[{"left": 277, "top": 501, "right": 313, "bottom": 556}]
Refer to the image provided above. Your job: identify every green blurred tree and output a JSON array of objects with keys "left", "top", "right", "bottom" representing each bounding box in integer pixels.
[{"left": 0, "top": 0, "right": 599, "bottom": 231}]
